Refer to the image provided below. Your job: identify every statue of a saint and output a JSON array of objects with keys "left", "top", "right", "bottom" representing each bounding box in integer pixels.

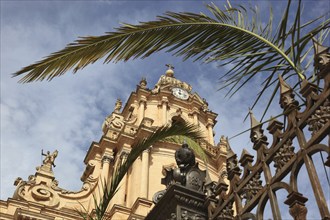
[
  {"left": 114, "top": 99, "right": 122, "bottom": 113},
  {"left": 42, "top": 150, "right": 58, "bottom": 168}
]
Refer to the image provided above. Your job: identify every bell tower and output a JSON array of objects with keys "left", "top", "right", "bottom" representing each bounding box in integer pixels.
[
  {"left": 97, "top": 65, "right": 227, "bottom": 218},
  {"left": 107, "top": 64, "right": 218, "bottom": 144}
]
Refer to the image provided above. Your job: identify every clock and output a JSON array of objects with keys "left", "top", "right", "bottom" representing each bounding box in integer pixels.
[{"left": 172, "top": 87, "right": 189, "bottom": 100}]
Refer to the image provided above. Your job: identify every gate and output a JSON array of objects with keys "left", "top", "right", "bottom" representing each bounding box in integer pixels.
[{"left": 208, "top": 41, "right": 330, "bottom": 220}]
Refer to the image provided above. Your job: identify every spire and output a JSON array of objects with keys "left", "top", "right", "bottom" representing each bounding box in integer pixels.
[
  {"left": 267, "top": 116, "right": 283, "bottom": 135},
  {"left": 239, "top": 148, "right": 254, "bottom": 166},
  {"left": 278, "top": 75, "right": 299, "bottom": 110},
  {"left": 312, "top": 38, "right": 330, "bottom": 73},
  {"left": 249, "top": 108, "right": 260, "bottom": 129},
  {"left": 226, "top": 137, "right": 235, "bottom": 158},
  {"left": 313, "top": 38, "right": 329, "bottom": 56},
  {"left": 249, "top": 109, "right": 267, "bottom": 146},
  {"left": 278, "top": 75, "right": 291, "bottom": 94},
  {"left": 240, "top": 148, "right": 252, "bottom": 161}
]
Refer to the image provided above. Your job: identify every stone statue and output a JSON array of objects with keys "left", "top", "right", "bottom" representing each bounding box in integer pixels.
[
  {"left": 42, "top": 150, "right": 58, "bottom": 168},
  {"left": 114, "top": 99, "right": 122, "bottom": 113},
  {"left": 139, "top": 77, "right": 147, "bottom": 89}
]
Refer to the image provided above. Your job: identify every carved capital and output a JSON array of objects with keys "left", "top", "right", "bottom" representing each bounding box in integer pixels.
[
  {"left": 206, "top": 119, "right": 214, "bottom": 127},
  {"left": 143, "top": 146, "right": 153, "bottom": 154},
  {"left": 102, "top": 155, "right": 114, "bottom": 164},
  {"left": 139, "top": 96, "right": 147, "bottom": 105},
  {"left": 120, "top": 150, "right": 130, "bottom": 160},
  {"left": 161, "top": 97, "right": 169, "bottom": 105}
]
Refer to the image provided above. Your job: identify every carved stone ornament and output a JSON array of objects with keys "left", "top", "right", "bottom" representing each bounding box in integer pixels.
[
  {"left": 108, "top": 115, "right": 124, "bottom": 129},
  {"left": 274, "top": 139, "right": 295, "bottom": 172},
  {"left": 307, "top": 99, "right": 330, "bottom": 135},
  {"left": 37, "top": 150, "right": 58, "bottom": 172},
  {"left": 139, "top": 77, "right": 147, "bottom": 89},
  {"left": 114, "top": 98, "right": 122, "bottom": 113},
  {"left": 201, "top": 98, "right": 209, "bottom": 112},
  {"left": 15, "top": 182, "right": 61, "bottom": 208},
  {"left": 151, "top": 65, "right": 192, "bottom": 94}
]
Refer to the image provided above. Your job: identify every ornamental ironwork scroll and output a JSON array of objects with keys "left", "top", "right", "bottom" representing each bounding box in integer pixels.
[{"left": 208, "top": 41, "right": 330, "bottom": 220}]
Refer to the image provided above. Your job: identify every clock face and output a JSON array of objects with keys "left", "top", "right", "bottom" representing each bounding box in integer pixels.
[{"left": 172, "top": 87, "right": 189, "bottom": 100}]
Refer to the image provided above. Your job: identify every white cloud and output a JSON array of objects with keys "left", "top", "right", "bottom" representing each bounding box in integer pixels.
[{"left": 1, "top": 2, "right": 329, "bottom": 219}]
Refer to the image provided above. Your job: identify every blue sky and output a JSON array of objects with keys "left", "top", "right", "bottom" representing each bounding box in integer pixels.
[{"left": 1, "top": 0, "right": 329, "bottom": 219}]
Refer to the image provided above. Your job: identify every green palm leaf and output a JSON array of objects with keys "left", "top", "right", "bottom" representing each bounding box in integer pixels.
[
  {"left": 13, "top": 1, "right": 328, "bottom": 82},
  {"left": 12, "top": 1, "right": 329, "bottom": 115},
  {"left": 86, "top": 121, "right": 205, "bottom": 219}
]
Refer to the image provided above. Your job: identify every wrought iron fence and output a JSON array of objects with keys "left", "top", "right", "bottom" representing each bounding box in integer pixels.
[{"left": 207, "top": 42, "right": 330, "bottom": 220}]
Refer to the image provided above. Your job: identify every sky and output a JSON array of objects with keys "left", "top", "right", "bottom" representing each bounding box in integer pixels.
[{"left": 1, "top": 0, "right": 329, "bottom": 219}]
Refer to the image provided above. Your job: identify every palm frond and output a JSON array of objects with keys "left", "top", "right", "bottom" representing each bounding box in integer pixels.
[
  {"left": 13, "top": 1, "right": 329, "bottom": 119},
  {"left": 93, "top": 121, "right": 204, "bottom": 218},
  {"left": 13, "top": 1, "right": 328, "bottom": 83}
]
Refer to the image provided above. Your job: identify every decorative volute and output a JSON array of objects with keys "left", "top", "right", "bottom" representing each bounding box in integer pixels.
[
  {"left": 13, "top": 150, "right": 62, "bottom": 207},
  {"left": 12, "top": 149, "right": 100, "bottom": 210}
]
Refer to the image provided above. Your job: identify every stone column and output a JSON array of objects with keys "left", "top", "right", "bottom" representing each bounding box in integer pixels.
[
  {"left": 189, "top": 108, "right": 199, "bottom": 125},
  {"left": 101, "top": 155, "right": 114, "bottom": 183},
  {"left": 111, "top": 150, "right": 129, "bottom": 206},
  {"left": 161, "top": 97, "right": 168, "bottom": 125},
  {"left": 140, "top": 147, "right": 151, "bottom": 198},
  {"left": 138, "top": 96, "right": 147, "bottom": 125},
  {"left": 207, "top": 119, "right": 214, "bottom": 145}
]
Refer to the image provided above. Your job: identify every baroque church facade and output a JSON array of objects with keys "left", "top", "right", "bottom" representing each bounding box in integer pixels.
[{"left": 0, "top": 66, "right": 229, "bottom": 219}]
